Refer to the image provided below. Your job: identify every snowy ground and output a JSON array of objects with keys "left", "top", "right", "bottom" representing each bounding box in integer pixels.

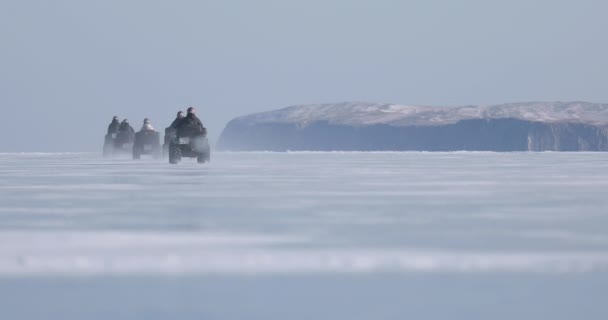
[{"left": 1, "top": 152, "right": 608, "bottom": 319}]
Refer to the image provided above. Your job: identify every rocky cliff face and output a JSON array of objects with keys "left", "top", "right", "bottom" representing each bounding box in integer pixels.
[{"left": 218, "top": 102, "right": 608, "bottom": 151}]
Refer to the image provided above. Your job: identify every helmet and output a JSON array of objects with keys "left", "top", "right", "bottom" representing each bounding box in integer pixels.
[
  {"left": 143, "top": 118, "right": 150, "bottom": 124},
  {"left": 123, "top": 119, "right": 128, "bottom": 123},
  {"left": 113, "top": 116, "right": 118, "bottom": 120},
  {"left": 177, "top": 111, "right": 184, "bottom": 118},
  {"left": 187, "top": 107, "right": 196, "bottom": 114}
]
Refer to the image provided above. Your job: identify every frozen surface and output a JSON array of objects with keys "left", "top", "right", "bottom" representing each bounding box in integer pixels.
[{"left": 1, "top": 152, "right": 608, "bottom": 319}]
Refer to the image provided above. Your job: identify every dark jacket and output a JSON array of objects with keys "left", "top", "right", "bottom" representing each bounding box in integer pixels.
[
  {"left": 119, "top": 122, "right": 135, "bottom": 134},
  {"left": 107, "top": 119, "right": 120, "bottom": 134},
  {"left": 115, "top": 122, "right": 135, "bottom": 144},
  {"left": 169, "top": 117, "right": 184, "bottom": 129},
  {"left": 176, "top": 114, "right": 206, "bottom": 137}
]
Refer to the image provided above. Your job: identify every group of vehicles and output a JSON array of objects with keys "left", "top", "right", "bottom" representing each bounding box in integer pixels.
[{"left": 103, "top": 107, "right": 210, "bottom": 164}]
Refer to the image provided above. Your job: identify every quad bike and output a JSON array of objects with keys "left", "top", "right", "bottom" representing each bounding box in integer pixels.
[
  {"left": 167, "top": 128, "right": 211, "bottom": 164},
  {"left": 103, "top": 130, "right": 134, "bottom": 157},
  {"left": 133, "top": 131, "right": 162, "bottom": 160}
]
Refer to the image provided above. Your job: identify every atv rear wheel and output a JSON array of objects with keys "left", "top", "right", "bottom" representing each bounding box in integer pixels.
[
  {"left": 169, "top": 144, "right": 181, "bottom": 164},
  {"left": 196, "top": 154, "right": 206, "bottom": 163},
  {"left": 103, "top": 143, "right": 113, "bottom": 157},
  {"left": 197, "top": 149, "right": 210, "bottom": 163}
]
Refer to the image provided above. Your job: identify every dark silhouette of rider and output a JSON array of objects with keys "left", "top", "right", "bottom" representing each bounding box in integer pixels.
[
  {"left": 169, "top": 111, "right": 185, "bottom": 128},
  {"left": 107, "top": 116, "right": 120, "bottom": 134},
  {"left": 140, "top": 118, "right": 155, "bottom": 132},
  {"left": 117, "top": 119, "right": 135, "bottom": 144},
  {"left": 119, "top": 119, "right": 135, "bottom": 134},
  {"left": 176, "top": 107, "right": 206, "bottom": 137}
]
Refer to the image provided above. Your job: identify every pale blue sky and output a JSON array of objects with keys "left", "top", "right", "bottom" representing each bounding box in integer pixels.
[{"left": 1, "top": 0, "right": 607, "bottom": 151}]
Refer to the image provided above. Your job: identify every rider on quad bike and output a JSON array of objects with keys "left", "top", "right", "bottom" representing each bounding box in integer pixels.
[
  {"left": 163, "top": 111, "right": 185, "bottom": 156},
  {"left": 108, "top": 116, "right": 120, "bottom": 134},
  {"left": 170, "top": 111, "right": 185, "bottom": 128},
  {"left": 119, "top": 119, "right": 135, "bottom": 136},
  {"left": 103, "top": 118, "right": 135, "bottom": 156},
  {"left": 103, "top": 116, "right": 121, "bottom": 156},
  {"left": 177, "top": 107, "right": 206, "bottom": 137},
  {"left": 115, "top": 119, "right": 135, "bottom": 150},
  {"left": 168, "top": 107, "right": 210, "bottom": 164},
  {"left": 140, "top": 118, "right": 155, "bottom": 132},
  {"left": 133, "top": 118, "right": 162, "bottom": 159}
]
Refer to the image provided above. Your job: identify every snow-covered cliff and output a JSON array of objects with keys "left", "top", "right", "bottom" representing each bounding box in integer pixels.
[{"left": 218, "top": 102, "right": 608, "bottom": 151}]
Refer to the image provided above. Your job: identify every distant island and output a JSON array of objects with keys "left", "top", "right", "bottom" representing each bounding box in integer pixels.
[{"left": 217, "top": 102, "right": 608, "bottom": 151}]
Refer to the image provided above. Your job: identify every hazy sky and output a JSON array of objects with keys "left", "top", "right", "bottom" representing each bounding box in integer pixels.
[{"left": 1, "top": 0, "right": 607, "bottom": 151}]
